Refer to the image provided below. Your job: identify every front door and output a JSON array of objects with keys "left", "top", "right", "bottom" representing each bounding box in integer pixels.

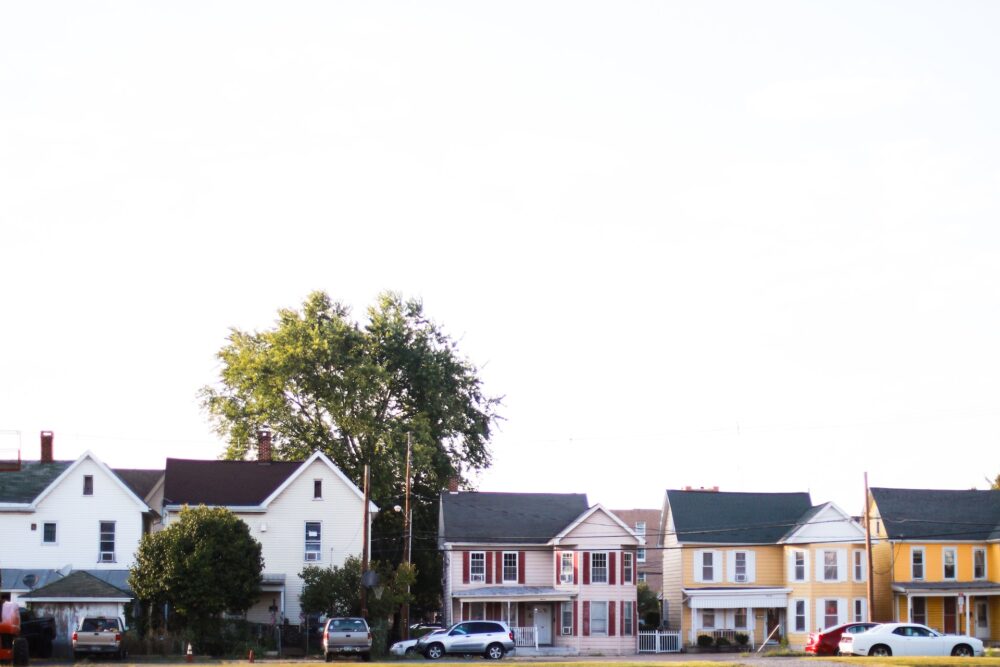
[
  {"left": 975, "top": 600, "right": 990, "bottom": 639},
  {"left": 943, "top": 597, "right": 957, "bottom": 634},
  {"left": 533, "top": 605, "right": 552, "bottom": 645},
  {"left": 765, "top": 609, "right": 781, "bottom": 643}
]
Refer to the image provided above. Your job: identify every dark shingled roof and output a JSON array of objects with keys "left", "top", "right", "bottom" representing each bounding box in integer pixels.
[
  {"left": 666, "top": 489, "right": 813, "bottom": 544},
  {"left": 164, "top": 458, "right": 302, "bottom": 506},
  {"left": 22, "top": 570, "right": 130, "bottom": 599},
  {"left": 0, "top": 460, "right": 73, "bottom": 504},
  {"left": 870, "top": 487, "right": 1000, "bottom": 541},
  {"left": 113, "top": 468, "right": 163, "bottom": 501},
  {"left": 440, "top": 492, "right": 589, "bottom": 544}
]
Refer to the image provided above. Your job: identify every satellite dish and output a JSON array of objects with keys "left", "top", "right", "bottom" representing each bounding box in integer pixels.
[{"left": 22, "top": 574, "right": 37, "bottom": 590}]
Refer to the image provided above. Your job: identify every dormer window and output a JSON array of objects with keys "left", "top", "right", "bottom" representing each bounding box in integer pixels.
[
  {"left": 314, "top": 480, "right": 322, "bottom": 499},
  {"left": 83, "top": 475, "right": 94, "bottom": 496}
]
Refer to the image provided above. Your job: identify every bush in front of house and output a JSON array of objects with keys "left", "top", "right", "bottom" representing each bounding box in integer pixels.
[
  {"left": 735, "top": 632, "right": 749, "bottom": 647},
  {"left": 715, "top": 636, "right": 731, "bottom": 649},
  {"left": 696, "top": 634, "right": 714, "bottom": 648}
]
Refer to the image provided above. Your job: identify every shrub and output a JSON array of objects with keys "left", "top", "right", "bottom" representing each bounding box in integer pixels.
[
  {"left": 696, "top": 634, "right": 714, "bottom": 648},
  {"left": 734, "top": 632, "right": 750, "bottom": 646},
  {"left": 715, "top": 636, "right": 731, "bottom": 648}
]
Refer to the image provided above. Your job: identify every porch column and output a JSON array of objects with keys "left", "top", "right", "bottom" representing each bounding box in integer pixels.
[
  {"left": 906, "top": 594, "right": 911, "bottom": 622},
  {"left": 964, "top": 595, "right": 970, "bottom": 636}
]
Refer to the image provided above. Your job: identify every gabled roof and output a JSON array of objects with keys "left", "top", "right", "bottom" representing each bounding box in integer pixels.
[
  {"left": 665, "top": 489, "right": 813, "bottom": 544},
  {"left": 22, "top": 570, "right": 131, "bottom": 601},
  {"left": 780, "top": 502, "right": 865, "bottom": 543},
  {"left": 0, "top": 460, "right": 73, "bottom": 504},
  {"left": 870, "top": 487, "right": 1000, "bottom": 541},
  {"left": 440, "top": 491, "right": 589, "bottom": 544},
  {"left": 551, "top": 503, "right": 641, "bottom": 545},
  {"left": 113, "top": 468, "right": 164, "bottom": 501}
]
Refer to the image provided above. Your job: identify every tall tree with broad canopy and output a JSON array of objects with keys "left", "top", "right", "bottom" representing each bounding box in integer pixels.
[
  {"left": 129, "top": 506, "right": 263, "bottom": 651},
  {"left": 200, "top": 291, "right": 501, "bottom": 609}
]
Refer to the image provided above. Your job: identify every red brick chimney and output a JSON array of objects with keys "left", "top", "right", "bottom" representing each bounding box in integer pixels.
[
  {"left": 447, "top": 476, "right": 460, "bottom": 492},
  {"left": 40, "top": 431, "right": 54, "bottom": 463},
  {"left": 257, "top": 427, "right": 272, "bottom": 463}
]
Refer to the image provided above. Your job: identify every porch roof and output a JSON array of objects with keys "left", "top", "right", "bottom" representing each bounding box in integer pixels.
[
  {"left": 892, "top": 581, "right": 1000, "bottom": 596},
  {"left": 683, "top": 587, "right": 791, "bottom": 609},
  {"left": 456, "top": 586, "right": 573, "bottom": 602}
]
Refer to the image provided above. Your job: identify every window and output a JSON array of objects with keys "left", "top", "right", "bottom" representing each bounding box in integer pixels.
[
  {"left": 638, "top": 572, "right": 647, "bottom": 583},
  {"left": 912, "top": 547, "right": 925, "bottom": 580},
  {"left": 42, "top": 522, "right": 57, "bottom": 544},
  {"left": 623, "top": 601, "right": 634, "bottom": 635},
  {"left": 734, "top": 608, "right": 747, "bottom": 629},
  {"left": 83, "top": 475, "right": 94, "bottom": 495},
  {"left": 590, "top": 601, "right": 608, "bottom": 635},
  {"left": 99, "top": 521, "right": 115, "bottom": 562},
  {"left": 854, "top": 598, "right": 866, "bottom": 623},
  {"left": 702, "top": 551, "right": 714, "bottom": 582},
  {"left": 823, "top": 550, "right": 838, "bottom": 581},
  {"left": 635, "top": 522, "right": 646, "bottom": 562},
  {"left": 943, "top": 547, "right": 957, "bottom": 580},
  {"left": 824, "top": 600, "right": 838, "bottom": 629},
  {"left": 561, "top": 603, "right": 573, "bottom": 635},
  {"left": 853, "top": 550, "right": 865, "bottom": 582},
  {"left": 974, "top": 548, "right": 986, "bottom": 580},
  {"left": 313, "top": 480, "right": 322, "bottom": 499},
  {"left": 911, "top": 597, "right": 926, "bottom": 625},
  {"left": 794, "top": 600, "right": 806, "bottom": 633},
  {"left": 503, "top": 552, "right": 518, "bottom": 582},
  {"left": 623, "top": 551, "right": 634, "bottom": 584},
  {"left": 734, "top": 551, "right": 748, "bottom": 581},
  {"left": 702, "top": 609, "right": 715, "bottom": 629},
  {"left": 793, "top": 551, "right": 806, "bottom": 581},
  {"left": 560, "top": 552, "right": 573, "bottom": 583},
  {"left": 591, "top": 552, "right": 608, "bottom": 584},
  {"left": 305, "top": 522, "right": 321, "bottom": 561},
  {"left": 470, "top": 552, "right": 486, "bottom": 583}
]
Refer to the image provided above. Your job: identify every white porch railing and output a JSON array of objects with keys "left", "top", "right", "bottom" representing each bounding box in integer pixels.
[
  {"left": 512, "top": 626, "right": 538, "bottom": 648},
  {"left": 638, "top": 630, "right": 682, "bottom": 653}
]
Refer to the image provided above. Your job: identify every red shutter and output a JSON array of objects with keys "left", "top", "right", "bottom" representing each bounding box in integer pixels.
[
  {"left": 573, "top": 600, "right": 578, "bottom": 636},
  {"left": 495, "top": 551, "right": 502, "bottom": 582},
  {"left": 621, "top": 551, "right": 626, "bottom": 584},
  {"left": 463, "top": 551, "right": 470, "bottom": 584},
  {"left": 620, "top": 601, "right": 625, "bottom": 635},
  {"left": 555, "top": 551, "right": 561, "bottom": 585},
  {"left": 518, "top": 551, "right": 526, "bottom": 584},
  {"left": 633, "top": 599, "right": 638, "bottom": 636},
  {"left": 582, "top": 600, "right": 590, "bottom": 636},
  {"left": 609, "top": 600, "right": 616, "bottom": 636},
  {"left": 486, "top": 552, "right": 493, "bottom": 584},
  {"left": 609, "top": 552, "right": 617, "bottom": 585},
  {"left": 573, "top": 552, "right": 579, "bottom": 584},
  {"left": 583, "top": 552, "right": 590, "bottom": 585}
]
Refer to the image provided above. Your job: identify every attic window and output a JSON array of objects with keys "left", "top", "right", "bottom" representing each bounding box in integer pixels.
[
  {"left": 314, "top": 480, "right": 322, "bottom": 499},
  {"left": 83, "top": 475, "right": 94, "bottom": 495}
]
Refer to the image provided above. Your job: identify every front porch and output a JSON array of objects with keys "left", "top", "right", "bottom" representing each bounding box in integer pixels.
[
  {"left": 893, "top": 582, "right": 1000, "bottom": 642},
  {"left": 454, "top": 586, "right": 574, "bottom": 647},
  {"left": 683, "top": 587, "right": 790, "bottom": 648}
]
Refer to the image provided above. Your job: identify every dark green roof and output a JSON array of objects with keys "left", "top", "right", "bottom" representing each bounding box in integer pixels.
[
  {"left": 22, "top": 570, "right": 130, "bottom": 599},
  {"left": 0, "top": 460, "right": 72, "bottom": 504},
  {"left": 666, "top": 489, "right": 813, "bottom": 544},
  {"left": 871, "top": 487, "right": 1000, "bottom": 541},
  {"left": 440, "top": 492, "right": 589, "bottom": 544}
]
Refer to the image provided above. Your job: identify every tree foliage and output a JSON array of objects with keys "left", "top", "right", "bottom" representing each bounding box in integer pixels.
[
  {"left": 990, "top": 473, "right": 1000, "bottom": 490},
  {"left": 637, "top": 582, "right": 661, "bottom": 629},
  {"left": 300, "top": 556, "right": 416, "bottom": 622},
  {"left": 200, "top": 291, "right": 501, "bottom": 608},
  {"left": 129, "top": 506, "right": 263, "bottom": 647}
]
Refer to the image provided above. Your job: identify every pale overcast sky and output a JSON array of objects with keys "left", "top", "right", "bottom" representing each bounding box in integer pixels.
[{"left": 2, "top": 1, "right": 999, "bottom": 515}]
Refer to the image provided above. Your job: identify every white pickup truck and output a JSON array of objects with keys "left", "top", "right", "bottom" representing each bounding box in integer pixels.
[
  {"left": 322, "top": 617, "right": 371, "bottom": 662},
  {"left": 72, "top": 617, "right": 127, "bottom": 660}
]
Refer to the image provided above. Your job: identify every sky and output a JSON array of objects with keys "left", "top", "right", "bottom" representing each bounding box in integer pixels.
[{"left": 2, "top": 1, "right": 999, "bottom": 517}]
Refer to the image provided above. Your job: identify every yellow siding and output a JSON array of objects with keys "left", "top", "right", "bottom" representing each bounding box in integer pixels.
[
  {"left": 679, "top": 545, "right": 784, "bottom": 587},
  {"left": 871, "top": 539, "right": 894, "bottom": 622},
  {"left": 892, "top": 543, "right": 988, "bottom": 583}
]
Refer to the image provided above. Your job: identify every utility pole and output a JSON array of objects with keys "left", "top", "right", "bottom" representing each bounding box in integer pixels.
[
  {"left": 864, "top": 472, "right": 874, "bottom": 621},
  {"left": 361, "top": 464, "right": 370, "bottom": 620},
  {"left": 402, "top": 434, "right": 412, "bottom": 638}
]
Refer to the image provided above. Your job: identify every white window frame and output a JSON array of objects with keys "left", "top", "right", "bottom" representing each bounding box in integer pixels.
[
  {"left": 973, "top": 547, "right": 987, "bottom": 580},
  {"left": 304, "top": 521, "right": 322, "bottom": 561},
  {"left": 943, "top": 547, "right": 957, "bottom": 580},
  {"left": 560, "top": 552, "right": 574, "bottom": 584},
  {"left": 793, "top": 599, "right": 807, "bottom": 633},
  {"left": 822, "top": 550, "right": 839, "bottom": 581},
  {"left": 561, "top": 602, "right": 573, "bottom": 635},
  {"left": 823, "top": 599, "right": 839, "bottom": 629},
  {"left": 912, "top": 546, "right": 925, "bottom": 580},
  {"left": 734, "top": 607, "right": 747, "bottom": 629},
  {"left": 853, "top": 549, "right": 866, "bottom": 582},
  {"left": 590, "top": 600, "right": 608, "bottom": 635},
  {"left": 853, "top": 598, "right": 867, "bottom": 623},
  {"left": 791, "top": 549, "right": 808, "bottom": 582},
  {"left": 635, "top": 522, "right": 647, "bottom": 562},
  {"left": 591, "top": 551, "right": 609, "bottom": 584},
  {"left": 470, "top": 551, "right": 486, "bottom": 583},
  {"left": 702, "top": 609, "right": 715, "bottom": 629},
  {"left": 695, "top": 550, "right": 720, "bottom": 583},
  {"left": 911, "top": 596, "right": 926, "bottom": 624},
  {"left": 99, "top": 520, "right": 115, "bottom": 562},
  {"left": 83, "top": 475, "right": 94, "bottom": 496},
  {"left": 623, "top": 551, "right": 634, "bottom": 584},
  {"left": 313, "top": 479, "right": 322, "bottom": 499},
  {"left": 734, "top": 551, "right": 748, "bottom": 582},
  {"left": 42, "top": 521, "right": 58, "bottom": 545},
  {"left": 638, "top": 572, "right": 647, "bottom": 583},
  {"left": 623, "top": 600, "right": 634, "bottom": 636},
  {"left": 502, "top": 551, "right": 519, "bottom": 583}
]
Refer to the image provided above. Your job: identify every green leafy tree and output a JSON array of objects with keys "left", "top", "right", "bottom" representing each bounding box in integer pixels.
[
  {"left": 200, "top": 291, "right": 501, "bottom": 608},
  {"left": 637, "top": 582, "right": 661, "bottom": 629},
  {"left": 990, "top": 473, "right": 1000, "bottom": 490},
  {"left": 300, "top": 556, "right": 416, "bottom": 622},
  {"left": 129, "top": 506, "right": 263, "bottom": 650}
]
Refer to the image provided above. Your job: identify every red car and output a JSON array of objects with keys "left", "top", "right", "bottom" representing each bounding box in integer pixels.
[{"left": 805, "top": 622, "right": 878, "bottom": 655}]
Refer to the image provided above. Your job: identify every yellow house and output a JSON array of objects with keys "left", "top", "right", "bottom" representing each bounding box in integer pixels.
[
  {"left": 869, "top": 487, "right": 1000, "bottom": 643},
  {"left": 660, "top": 488, "right": 870, "bottom": 650}
]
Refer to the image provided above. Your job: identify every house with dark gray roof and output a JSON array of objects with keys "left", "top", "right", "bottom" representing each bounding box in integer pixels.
[
  {"left": 659, "top": 488, "right": 868, "bottom": 650},
  {"left": 868, "top": 487, "right": 1000, "bottom": 643},
  {"left": 439, "top": 490, "right": 641, "bottom": 656}
]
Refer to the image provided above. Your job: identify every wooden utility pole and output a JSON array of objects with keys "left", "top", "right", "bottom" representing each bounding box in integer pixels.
[
  {"left": 864, "top": 472, "right": 874, "bottom": 621},
  {"left": 402, "top": 434, "right": 412, "bottom": 638},
  {"left": 361, "top": 464, "right": 370, "bottom": 619}
]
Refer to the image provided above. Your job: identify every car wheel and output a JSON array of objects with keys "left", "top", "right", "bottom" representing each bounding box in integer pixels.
[
  {"left": 425, "top": 643, "right": 445, "bottom": 660},
  {"left": 870, "top": 644, "right": 892, "bottom": 657},
  {"left": 952, "top": 644, "right": 974, "bottom": 657},
  {"left": 484, "top": 643, "right": 505, "bottom": 660}
]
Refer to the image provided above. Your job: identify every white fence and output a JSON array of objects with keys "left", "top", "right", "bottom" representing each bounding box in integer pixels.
[
  {"left": 637, "top": 630, "right": 682, "bottom": 653},
  {"left": 512, "top": 626, "right": 538, "bottom": 648}
]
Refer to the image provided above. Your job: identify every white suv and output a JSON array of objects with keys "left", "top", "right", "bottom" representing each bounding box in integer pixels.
[{"left": 416, "top": 620, "right": 515, "bottom": 660}]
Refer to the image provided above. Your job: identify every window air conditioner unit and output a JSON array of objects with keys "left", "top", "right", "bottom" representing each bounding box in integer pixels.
[
  {"left": 734, "top": 574, "right": 747, "bottom": 583},
  {"left": 305, "top": 552, "right": 320, "bottom": 562},
  {"left": 99, "top": 552, "right": 115, "bottom": 563},
  {"left": 560, "top": 574, "right": 573, "bottom": 584}
]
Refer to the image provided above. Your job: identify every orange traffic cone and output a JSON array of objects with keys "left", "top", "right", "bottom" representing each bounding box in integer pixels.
[{"left": 186, "top": 643, "right": 193, "bottom": 663}]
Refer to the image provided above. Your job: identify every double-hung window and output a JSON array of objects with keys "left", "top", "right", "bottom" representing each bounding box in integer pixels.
[
  {"left": 42, "top": 522, "right": 57, "bottom": 544},
  {"left": 590, "top": 601, "right": 608, "bottom": 635},
  {"left": 561, "top": 603, "right": 573, "bottom": 635},
  {"left": 560, "top": 552, "right": 574, "bottom": 583},
  {"left": 943, "top": 547, "right": 957, "bottom": 580},
  {"left": 974, "top": 548, "right": 987, "bottom": 580},
  {"left": 701, "top": 551, "right": 715, "bottom": 582},
  {"left": 794, "top": 600, "right": 806, "bottom": 633},
  {"left": 792, "top": 550, "right": 806, "bottom": 581},
  {"left": 823, "top": 550, "right": 838, "bottom": 581},
  {"left": 635, "top": 521, "right": 646, "bottom": 562},
  {"left": 83, "top": 475, "right": 94, "bottom": 496},
  {"left": 854, "top": 598, "right": 866, "bottom": 623},
  {"left": 623, "top": 551, "right": 634, "bottom": 584},
  {"left": 470, "top": 552, "right": 486, "bottom": 583},
  {"left": 734, "top": 608, "right": 747, "bottom": 629},
  {"left": 305, "top": 522, "right": 321, "bottom": 561},
  {"left": 853, "top": 550, "right": 865, "bottom": 582},
  {"left": 623, "top": 601, "right": 634, "bottom": 635},
  {"left": 313, "top": 480, "right": 323, "bottom": 499},
  {"left": 734, "top": 551, "right": 748, "bottom": 582},
  {"left": 99, "top": 521, "right": 115, "bottom": 562},
  {"left": 591, "top": 552, "right": 608, "bottom": 583},
  {"left": 503, "top": 552, "right": 518, "bottom": 582},
  {"left": 911, "top": 597, "right": 926, "bottom": 625},
  {"left": 702, "top": 609, "right": 715, "bottom": 629},
  {"left": 824, "top": 600, "right": 839, "bottom": 628},
  {"left": 912, "top": 547, "right": 925, "bottom": 580}
]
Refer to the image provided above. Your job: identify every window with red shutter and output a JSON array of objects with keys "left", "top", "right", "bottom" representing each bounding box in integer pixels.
[
  {"left": 609, "top": 600, "right": 616, "bottom": 636},
  {"left": 583, "top": 552, "right": 590, "bottom": 585},
  {"left": 582, "top": 600, "right": 590, "bottom": 636},
  {"left": 573, "top": 551, "right": 579, "bottom": 584},
  {"left": 463, "top": 551, "right": 470, "bottom": 584},
  {"left": 609, "top": 552, "right": 616, "bottom": 585},
  {"left": 486, "top": 551, "right": 493, "bottom": 584},
  {"left": 518, "top": 550, "right": 526, "bottom": 583}
]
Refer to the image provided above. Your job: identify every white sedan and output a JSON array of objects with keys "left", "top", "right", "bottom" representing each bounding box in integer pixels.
[
  {"left": 390, "top": 629, "right": 447, "bottom": 657},
  {"left": 839, "top": 623, "right": 983, "bottom": 657}
]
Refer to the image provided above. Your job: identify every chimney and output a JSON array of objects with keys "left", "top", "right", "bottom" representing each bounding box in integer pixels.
[
  {"left": 447, "top": 476, "right": 460, "bottom": 493},
  {"left": 257, "top": 427, "right": 272, "bottom": 463},
  {"left": 40, "top": 431, "right": 54, "bottom": 463}
]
